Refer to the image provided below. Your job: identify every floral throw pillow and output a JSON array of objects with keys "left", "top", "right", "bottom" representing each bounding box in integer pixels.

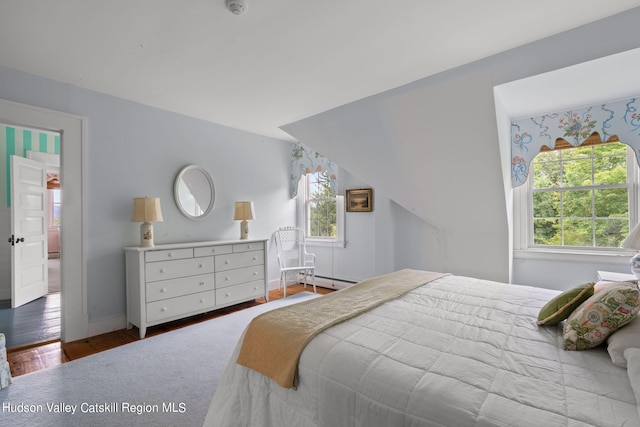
[{"left": 563, "top": 283, "right": 640, "bottom": 351}]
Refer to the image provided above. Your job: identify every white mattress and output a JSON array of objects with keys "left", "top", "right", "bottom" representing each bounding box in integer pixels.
[{"left": 205, "top": 275, "right": 640, "bottom": 427}]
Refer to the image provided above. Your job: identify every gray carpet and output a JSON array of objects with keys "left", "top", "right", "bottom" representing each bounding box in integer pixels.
[{"left": 0, "top": 292, "right": 319, "bottom": 426}]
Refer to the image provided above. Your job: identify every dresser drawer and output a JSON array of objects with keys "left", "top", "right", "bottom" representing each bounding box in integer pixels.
[
  {"left": 215, "top": 250, "right": 264, "bottom": 272},
  {"left": 194, "top": 245, "right": 232, "bottom": 257},
  {"left": 146, "top": 274, "right": 214, "bottom": 302},
  {"left": 215, "top": 280, "right": 264, "bottom": 306},
  {"left": 215, "top": 266, "right": 264, "bottom": 289},
  {"left": 145, "top": 257, "right": 214, "bottom": 282},
  {"left": 233, "top": 241, "right": 265, "bottom": 253},
  {"left": 146, "top": 291, "right": 214, "bottom": 323},
  {"left": 145, "top": 248, "right": 193, "bottom": 262}
]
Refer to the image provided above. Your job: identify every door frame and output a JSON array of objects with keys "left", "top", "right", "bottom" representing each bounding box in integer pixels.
[{"left": 0, "top": 98, "right": 87, "bottom": 342}]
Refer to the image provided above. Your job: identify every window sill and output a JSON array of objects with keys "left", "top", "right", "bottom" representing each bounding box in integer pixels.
[
  {"left": 514, "top": 248, "right": 635, "bottom": 263},
  {"left": 306, "top": 239, "right": 346, "bottom": 248}
]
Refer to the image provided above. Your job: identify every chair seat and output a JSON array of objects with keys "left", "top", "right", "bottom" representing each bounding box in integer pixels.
[{"left": 280, "top": 266, "right": 315, "bottom": 272}]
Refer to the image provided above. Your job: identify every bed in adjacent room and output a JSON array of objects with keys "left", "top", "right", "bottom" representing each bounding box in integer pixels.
[{"left": 204, "top": 269, "right": 640, "bottom": 427}]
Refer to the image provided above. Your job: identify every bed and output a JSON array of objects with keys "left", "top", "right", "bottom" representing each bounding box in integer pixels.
[{"left": 204, "top": 270, "right": 640, "bottom": 427}]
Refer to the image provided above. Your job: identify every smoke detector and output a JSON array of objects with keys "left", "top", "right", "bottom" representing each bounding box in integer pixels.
[{"left": 226, "top": 0, "right": 247, "bottom": 15}]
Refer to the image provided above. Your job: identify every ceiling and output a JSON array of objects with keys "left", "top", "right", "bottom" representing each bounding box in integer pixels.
[
  {"left": 1, "top": 1, "right": 639, "bottom": 142},
  {"left": 495, "top": 47, "right": 640, "bottom": 120}
]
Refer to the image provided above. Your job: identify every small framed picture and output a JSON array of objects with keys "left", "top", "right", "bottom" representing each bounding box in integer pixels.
[{"left": 346, "top": 188, "right": 373, "bottom": 212}]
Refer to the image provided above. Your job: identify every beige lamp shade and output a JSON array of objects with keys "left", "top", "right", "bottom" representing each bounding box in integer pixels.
[
  {"left": 233, "top": 201, "right": 255, "bottom": 221},
  {"left": 132, "top": 197, "right": 164, "bottom": 223}
]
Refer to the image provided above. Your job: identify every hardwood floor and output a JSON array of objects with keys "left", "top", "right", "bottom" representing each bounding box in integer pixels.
[{"left": 7, "top": 284, "right": 332, "bottom": 378}]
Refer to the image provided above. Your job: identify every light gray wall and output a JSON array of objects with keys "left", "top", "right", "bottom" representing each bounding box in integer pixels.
[
  {"left": 0, "top": 66, "right": 295, "bottom": 327},
  {"left": 512, "top": 258, "right": 632, "bottom": 291},
  {"left": 283, "top": 7, "right": 640, "bottom": 286},
  {"left": 304, "top": 167, "right": 431, "bottom": 283}
]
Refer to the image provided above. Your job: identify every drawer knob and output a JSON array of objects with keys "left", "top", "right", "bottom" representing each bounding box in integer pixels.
[
  {"left": 199, "top": 264, "right": 204, "bottom": 268},
  {"left": 168, "top": 252, "right": 174, "bottom": 258},
  {"left": 225, "top": 293, "right": 230, "bottom": 297},
  {"left": 225, "top": 276, "right": 230, "bottom": 281},
  {"left": 252, "top": 256, "right": 257, "bottom": 260},
  {"left": 160, "top": 269, "right": 166, "bottom": 273},
  {"left": 160, "top": 288, "right": 167, "bottom": 293},
  {"left": 200, "top": 298, "right": 205, "bottom": 303},
  {"left": 161, "top": 307, "right": 167, "bottom": 312},
  {"left": 199, "top": 281, "right": 205, "bottom": 286},
  {"left": 248, "top": 245, "right": 253, "bottom": 249},
  {"left": 225, "top": 261, "right": 229, "bottom": 265},
  {"left": 253, "top": 272, "right": 257, "bottom": 276}
]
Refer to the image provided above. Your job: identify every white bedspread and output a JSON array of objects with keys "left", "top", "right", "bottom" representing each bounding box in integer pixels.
[{"left": 204, "top": 275, "right": 640, "bottom": 427}]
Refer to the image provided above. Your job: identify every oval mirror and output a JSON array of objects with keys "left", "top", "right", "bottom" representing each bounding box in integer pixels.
[{"left": 174, "top": 165, "right": 215, "bottom": 219}]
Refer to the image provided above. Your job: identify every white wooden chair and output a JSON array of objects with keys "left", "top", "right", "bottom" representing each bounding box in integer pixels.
[{"left": 273, "top": 227, "right": 316, "bottom": 297}]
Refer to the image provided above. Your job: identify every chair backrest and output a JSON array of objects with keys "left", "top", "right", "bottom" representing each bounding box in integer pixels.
[{"left": 273, "top": 227, "right": 307, "bottom": 269}]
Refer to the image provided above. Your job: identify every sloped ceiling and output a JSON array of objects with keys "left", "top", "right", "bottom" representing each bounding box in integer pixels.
[
  {"left": 0, "top": 1, "right": 638, "bottom": 141},
  {"left": 280, "top": 9, "right": 640, "bottom": 280}
]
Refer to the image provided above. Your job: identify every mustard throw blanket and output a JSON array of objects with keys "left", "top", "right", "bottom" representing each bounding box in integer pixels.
[{"left": 236, "top": 269, "right": 447, "bottom": 388}]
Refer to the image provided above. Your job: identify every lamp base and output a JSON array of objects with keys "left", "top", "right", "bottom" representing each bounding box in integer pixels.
[
  {"left": 239, "top": 220, "right": 249, "bottom": 240},
  {"left": 630, "top": 252, "right": 640, "bottom": 280},
  {"left": 140, "top": 222, "right": 155, "bottom": 247}
]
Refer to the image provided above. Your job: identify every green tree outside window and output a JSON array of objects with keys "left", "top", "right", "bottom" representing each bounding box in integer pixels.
[
  {"left": 307, "top": 171, "right": 337, "bottom": 238},
  {"left": 531, "top": 142, "right": 629, "bottom": 248}
]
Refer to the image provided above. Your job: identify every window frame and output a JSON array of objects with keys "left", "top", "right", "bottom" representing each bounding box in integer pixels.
[
  {"left": 297, "top": 171, "right": 345, "bottom": 248},
  {"left": 514, "top": 142, "right": 640, "bottom": 259},
  {"left": 49, "top": 188, "right": 61, "bottom": 228}
]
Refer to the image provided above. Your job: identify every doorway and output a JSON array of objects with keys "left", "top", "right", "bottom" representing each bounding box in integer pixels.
[
  {"left": 0, "top": 98, "right": 87, "bottom": 345},
  {"left": 0, "top": 125, "right": 62, "bottom": 348}
]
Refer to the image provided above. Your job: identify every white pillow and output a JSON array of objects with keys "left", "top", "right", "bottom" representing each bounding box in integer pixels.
[
  {"left": 624, "top": 348, "right": 640, "bottom": 421},
  {"left": 607, "top": 317, "right": 640, "bottom": 368}
]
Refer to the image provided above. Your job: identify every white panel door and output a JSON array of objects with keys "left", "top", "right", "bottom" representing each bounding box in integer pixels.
[{"left": 10, "top": 155, "right": 48, "bottom": 308}]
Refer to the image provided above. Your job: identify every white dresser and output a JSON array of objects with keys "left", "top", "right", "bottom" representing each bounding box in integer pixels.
[{"left": 125, "top": 239, "right": 268, "bottom": 338}]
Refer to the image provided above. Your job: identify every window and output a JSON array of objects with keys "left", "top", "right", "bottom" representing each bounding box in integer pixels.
[
  {"left": 300, "top": 171, "right": 344, "bottom": 245},
  {"left": 520, "top": 140, "right": 638, "bottom": 250},
  {"left": 50, "top": 189, "right": 61, "bottom": 227}
]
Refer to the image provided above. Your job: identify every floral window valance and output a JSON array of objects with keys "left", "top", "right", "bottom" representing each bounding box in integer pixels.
[
  {"left": 511, "top": 97, "right": 640, "bottom": 187},
  {"left": 290, "top": 142, "right": 337, "bottom": 199}
]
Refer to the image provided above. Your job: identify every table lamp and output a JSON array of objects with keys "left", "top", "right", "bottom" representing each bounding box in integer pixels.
[
  {"left": 234, "top": 201, "right": 255, "bottom": 240},
  {"left": 132, "top": 197, "right": 163, "bottom": 247}
]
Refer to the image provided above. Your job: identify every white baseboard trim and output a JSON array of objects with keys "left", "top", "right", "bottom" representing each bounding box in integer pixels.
[
  {"left": 268, "top": 276, "right": 354, "bottom": 292},
  {"left": 87, "top": 314, "right": 128, "bottom": 338},
  {"left": 268, "top": 279, "right": 280, "bottom": 291},
  {"left": 62, "top": 314, "right": 89, "bottom": 343},
  {"left": 314, "top": 276, "right": 354, "bottom": 290}
]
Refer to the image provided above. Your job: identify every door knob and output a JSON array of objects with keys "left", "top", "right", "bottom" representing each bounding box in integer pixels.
[{"left": 7, "top": 235, "right": 24, "bottom": 246}]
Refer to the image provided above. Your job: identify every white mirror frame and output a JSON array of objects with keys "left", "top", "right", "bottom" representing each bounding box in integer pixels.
[{"left": 174, "top": 164, "right": 215, "bottom": 220}]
